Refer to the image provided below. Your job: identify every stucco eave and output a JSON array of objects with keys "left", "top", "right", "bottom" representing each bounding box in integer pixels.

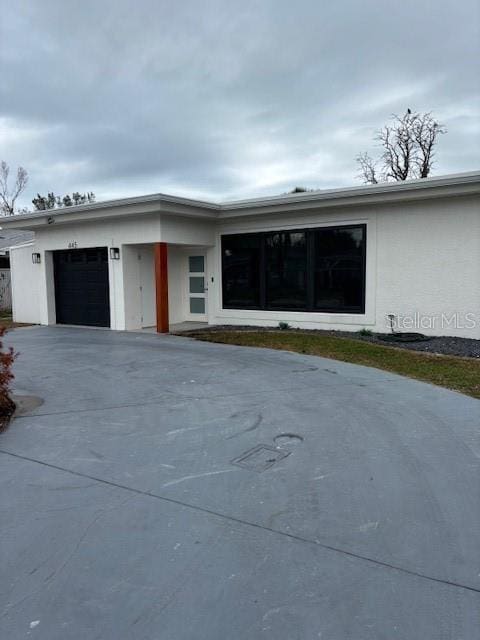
[{"left": 0, "top": 170, "right": 478, "bottom": 231}]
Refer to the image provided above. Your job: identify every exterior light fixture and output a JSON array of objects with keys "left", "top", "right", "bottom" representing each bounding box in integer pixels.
[
  {"left": 109, "top": 247, "right": 120, "bottom": 260},
  {"left": 32, "top": 252, "right": 41, "bottom": 264}
]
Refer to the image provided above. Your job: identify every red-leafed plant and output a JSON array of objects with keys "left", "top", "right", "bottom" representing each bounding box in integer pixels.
[{"left": 0, "top": 326, "right": 17, "bottom": 432}]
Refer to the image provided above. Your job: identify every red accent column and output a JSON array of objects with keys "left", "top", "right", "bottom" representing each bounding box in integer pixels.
[{"left": 154, "top": 242, "right": 169, "bottom": 333}]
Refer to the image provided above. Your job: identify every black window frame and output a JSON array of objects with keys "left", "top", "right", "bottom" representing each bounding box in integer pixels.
[{"left": 221, "top": 224, "right": 366, "bottom": 314}]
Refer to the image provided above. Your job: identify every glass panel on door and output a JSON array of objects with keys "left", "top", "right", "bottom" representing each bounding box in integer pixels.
[
  {"left": 189, "top": 256, "right": 204, "bottom": 273},
  {"left": 190, "top": 297, "right": 205, "bottom": 314},
  {"left": 189, "top": 276, "right": 204, "bottom": 294}
]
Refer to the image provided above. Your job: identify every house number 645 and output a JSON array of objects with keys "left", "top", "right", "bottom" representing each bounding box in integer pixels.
[{"left": 68, "top": 241, "right": 78, "bottom": 249}]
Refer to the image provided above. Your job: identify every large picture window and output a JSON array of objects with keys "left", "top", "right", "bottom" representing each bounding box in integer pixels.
[
  {"left": 313, "top": 226, "right": 365, "bottom": 312},
  {"left": 222, "top": 224, "right": 366, "bottom": 313},
  {"left": 222, "top": 234, "right": 261, "bottom": 308},
  {"left": 265, "top": 231, "right": 307, "bottom": 309}
]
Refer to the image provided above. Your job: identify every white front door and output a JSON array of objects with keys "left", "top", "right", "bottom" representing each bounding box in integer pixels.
[{"left": 186, "top": 254, "right": 207, "bottom": 321}]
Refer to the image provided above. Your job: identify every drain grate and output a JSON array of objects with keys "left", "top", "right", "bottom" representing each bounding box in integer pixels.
[{"left": 231, "top": 444, "right": 290, "bottom": 472}]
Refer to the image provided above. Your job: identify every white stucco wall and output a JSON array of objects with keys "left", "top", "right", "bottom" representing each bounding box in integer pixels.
[
  {"left": 161, "top": 216, "right": 216, "bottom": 247},
  {"left": 10, "top": 243, "right": 41, "bottom": 323},
  {"left": 121, "top": 245, "right": 143, "bottom": 330},
  {"left": 212, "top": 195, "right": 480, "bottom": 339},
  {"left": 139, "top": 245, "right": 155, "bottom": 327},
  {"left": 121, "top": 244, "right": 156, "bottom": 329},
  {"left": 375, "top": 196, "right": 480, "bottom": 337}
]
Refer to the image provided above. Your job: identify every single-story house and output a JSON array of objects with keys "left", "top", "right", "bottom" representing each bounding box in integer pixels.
[
  {"left": 0, "top": 230, "right": 35, "bottom": 312},
  {"left": 0, "top": 229, "right": 35, "bottom": 268},
  {"left": 2, "top": 171, "right": 479, "bottom": 338}
]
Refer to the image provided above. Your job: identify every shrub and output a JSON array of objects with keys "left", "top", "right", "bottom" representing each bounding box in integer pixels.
[
  {"left": 0, "top": 326, "right": 17, "bottom": 432},
  {"left": 358, "top": 328, "right": 373, "bottom": 337},
  {"left": 278, "top": 322, "right": 291, "bottom": 330}
]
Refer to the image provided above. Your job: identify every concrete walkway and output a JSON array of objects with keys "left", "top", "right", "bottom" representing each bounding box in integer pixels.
[{"left": 1, "top": 326, "right": 479, "bottom": 639}]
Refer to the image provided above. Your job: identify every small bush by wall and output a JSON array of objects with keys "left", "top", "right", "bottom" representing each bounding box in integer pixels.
[{"left": 0, "top": 326, "right": 17, "bottom": 432}]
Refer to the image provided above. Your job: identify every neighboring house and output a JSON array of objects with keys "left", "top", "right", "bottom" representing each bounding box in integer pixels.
[
  {"left": 2, "top": 171, "right": 479, "bottom": 338},
  {"left": 0, "top": 229, "right": 35, "bottom": 312}
]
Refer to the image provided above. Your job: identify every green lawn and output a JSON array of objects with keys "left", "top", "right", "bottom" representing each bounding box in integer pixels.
[
  {"left": 190, "top": 331, "right": 480, "bottom": 399},
  {"left": 0, "top": 314, "right": 32, "bottom": 329}
]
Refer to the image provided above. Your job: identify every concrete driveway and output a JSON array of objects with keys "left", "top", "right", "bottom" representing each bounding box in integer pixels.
[{"left": 1, "top": 327, "right": 479, "bottom": 639}]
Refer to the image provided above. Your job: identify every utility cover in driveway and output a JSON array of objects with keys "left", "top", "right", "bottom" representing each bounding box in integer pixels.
[
  {"left": 53, "top": 248, "right": 110, "bottom": 327},
  {"left": 231, "top": 444, "right": 290, "bottom": 472}
]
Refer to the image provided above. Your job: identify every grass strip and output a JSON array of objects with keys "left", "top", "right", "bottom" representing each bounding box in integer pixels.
[{"left": 191, "top": 331, "right": 480, "bottom": 399}]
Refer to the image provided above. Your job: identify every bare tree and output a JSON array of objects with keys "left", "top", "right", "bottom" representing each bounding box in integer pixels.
[
  {"left": 0, "top": 161, "right": 28, "bottom": 215},
  {"left": 356, "top": 110, "right": 446, "bottom": 184},
  {"left": 356, "top": 152, "right": 378, "bottom": 184},
  {"left": 412, "top": 112, "right": 446, "bottom": 178}
]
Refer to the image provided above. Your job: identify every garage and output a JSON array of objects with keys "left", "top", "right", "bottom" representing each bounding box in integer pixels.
[{"left": 53, "top": 247, "right": 110, "bottom": 327}]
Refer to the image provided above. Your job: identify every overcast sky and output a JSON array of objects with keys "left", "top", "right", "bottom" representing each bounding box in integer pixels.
[{"left": 1, "top": 0, "right": 479, "bottom": 208}]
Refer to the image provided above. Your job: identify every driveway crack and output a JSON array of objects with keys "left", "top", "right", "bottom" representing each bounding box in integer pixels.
[{"left": 1, "top": 447, "right": 479, "bottom": 596}]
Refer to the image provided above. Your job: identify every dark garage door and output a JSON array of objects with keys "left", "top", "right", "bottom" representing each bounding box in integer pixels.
[{"left": 54, "top": 247, "right": 110, "bottom": 327}]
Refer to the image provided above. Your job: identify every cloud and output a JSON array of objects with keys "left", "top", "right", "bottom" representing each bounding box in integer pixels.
[{"left": 1, "top": 0, "right": 479, "bottom": 208}]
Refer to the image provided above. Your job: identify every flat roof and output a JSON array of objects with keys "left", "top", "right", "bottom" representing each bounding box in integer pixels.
[{"left": 1, "top": 170, "right": 479, "bottom": 230}]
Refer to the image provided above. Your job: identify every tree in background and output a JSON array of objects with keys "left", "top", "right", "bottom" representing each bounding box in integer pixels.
[
  {"left": 0, "top": 161, "right": 28, "bottom": 215},
  {"left": 356, "top": 110, "right": 446, "bottom": 184},
  {"left": 32, "top": 191, "right": 96, "bottom": 210}
]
